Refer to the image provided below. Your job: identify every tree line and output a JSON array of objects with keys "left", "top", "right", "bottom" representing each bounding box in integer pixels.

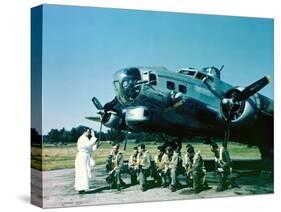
[
  {"left": 31, "top": 126, "right": 125, "bottom": 146},
  {"left": 31, "top": 126, "right": 173, "bottom": 146},
  {"left": 31, "top": 124, "right": 209, "bottom": 147}
]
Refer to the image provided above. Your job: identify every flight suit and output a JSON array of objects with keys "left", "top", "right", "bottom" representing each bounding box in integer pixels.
[
  {"left": 183, "top": 153, "right": 194, "bottom": 187},
  {"left": 137, "top": 150, "right": 152, "bottom": 191},
  {"left": 214, "top": 146, "right": 232, "bottom": 191},
  {"left": 128, "top": 153, "right": 139, "bottom": 185},
  {"left": 192, "top": 151, "right": 208, "bottom": 193},
  {"left": 154, "top": 153, "right": 166, "bottom": 185},
  {"left": 162, "top": 151, "right": 181, "bottom": 189},
  {"left": 105, "top": 151, "right": 123, "bottom": 190}
]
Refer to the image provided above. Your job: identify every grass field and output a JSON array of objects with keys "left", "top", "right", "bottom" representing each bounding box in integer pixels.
[{"left": 31, "top": 141, "right": 261, "bottom": 171}]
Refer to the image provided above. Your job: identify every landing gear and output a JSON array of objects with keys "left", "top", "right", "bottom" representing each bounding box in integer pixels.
[{"left": 258, "top": 146, "right": 274, "bottom": 172}]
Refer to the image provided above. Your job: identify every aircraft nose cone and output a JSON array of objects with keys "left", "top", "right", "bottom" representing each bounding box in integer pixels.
[
  {"left": 113, "top": 67, "right": 142, "bottom": 104},
  {"left": 123, "top": 78, "right": 138, "bottom": 99}
]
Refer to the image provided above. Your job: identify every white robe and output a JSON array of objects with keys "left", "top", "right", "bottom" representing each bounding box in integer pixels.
[{"left": 74, "top": 134, "right": 97, "bottom": 191}]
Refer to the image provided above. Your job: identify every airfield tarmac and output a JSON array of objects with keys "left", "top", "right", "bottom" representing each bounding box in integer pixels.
[{"left": 31, "top": 164, "right": 273, "bottom": 208}]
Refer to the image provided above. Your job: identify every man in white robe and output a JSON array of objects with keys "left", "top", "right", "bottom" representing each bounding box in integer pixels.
[{"left": 74, "top": 129, "right": 99, "bottom": 193}]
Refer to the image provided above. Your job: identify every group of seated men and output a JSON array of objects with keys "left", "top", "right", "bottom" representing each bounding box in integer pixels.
[{"left": 105, "top": 141, "right": 236, "bottom": 193}]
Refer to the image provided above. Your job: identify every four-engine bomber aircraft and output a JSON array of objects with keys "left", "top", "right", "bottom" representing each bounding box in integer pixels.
[{"left": 87, "top": 66, "right": 273, "bottom": 162}]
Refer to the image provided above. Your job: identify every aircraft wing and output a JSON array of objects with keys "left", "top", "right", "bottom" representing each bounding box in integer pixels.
[{"left": 163, "top": 97, "right": 220, "bottom": 123}]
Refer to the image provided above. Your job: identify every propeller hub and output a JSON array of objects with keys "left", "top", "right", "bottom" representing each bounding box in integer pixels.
[
  {"left": 222, "top": 98, "right": 233, "bottom": 105},
  {"left": 221, "top": 89, "right": 246, "bottom": 121}
]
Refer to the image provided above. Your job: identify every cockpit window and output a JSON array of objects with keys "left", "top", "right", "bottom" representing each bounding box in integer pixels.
[
  {"left": 179, "top": 70, "right": 196, "bottom": 76},
  {"left": 195, "top": 72, "right": 207, "bottom": 80},
  {"left": 149, "top": 73, "right": 157, "bottom": 85},
  {"left": 167, "top": 81, "right": 175, "bottom": 90}
]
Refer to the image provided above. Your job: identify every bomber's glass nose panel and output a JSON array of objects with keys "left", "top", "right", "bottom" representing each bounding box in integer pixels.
[{"left": 113, "top": 67, "right": 141, "bottom": 104}]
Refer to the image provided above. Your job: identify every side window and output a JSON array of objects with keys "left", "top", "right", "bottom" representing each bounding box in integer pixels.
[
  {"left": 167, "top": 81, "right": 175, "bottom": 90},
  {"left": 149, "top": 73, "right": 157, "bottom": 85},
  {"left": 179, "top": 84, "right": 187, "bottom": 93}
]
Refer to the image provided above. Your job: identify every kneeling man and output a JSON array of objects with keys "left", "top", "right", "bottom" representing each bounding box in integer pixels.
[
  {"left": 105, "top": 143, "right": 124, "bottom": 191},
  {"left": 137, "top": 144, "right": 152, "bottom": 191}
]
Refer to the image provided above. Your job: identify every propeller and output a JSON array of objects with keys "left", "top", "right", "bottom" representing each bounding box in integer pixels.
[
  {"left": 92, "top": 97, "right": 103, "bottom": 111},
  {"left": 91, "top": 96, "right": 121, "bottom": 144},
  {"left": 233, "top": 76, "right": 271, "bottom": 102},
  {"left": 203, "top": 75, "right": 270, "bottom": 149},
  {"left": 91, "top": 97, "right": 104, "bottom": 143},
  {"left": 223, "top": 110, "right": 231, "bottom": 149}
]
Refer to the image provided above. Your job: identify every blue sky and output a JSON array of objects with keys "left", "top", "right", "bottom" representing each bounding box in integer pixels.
[{"left": 39, "top": 4, "right": 274, "bottom": 135}]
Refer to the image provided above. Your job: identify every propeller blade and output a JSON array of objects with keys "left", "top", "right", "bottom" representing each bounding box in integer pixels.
[
  {"left": 202, "top": 77, "right": 224, "bottom": 99},
  {"left": 92, "top": 97, "right": 103, "bottom": 110},
  {"left": 103, "top": 97, "right": 118, "bottom": 111},
  {"left": 223, "top": 116, "right": 231, "bottom": 149},
  {"left": 98, "top": 121, "right": 103, "bottom": 142},
  {"left": 123, "top": 130, "right": 129, "bottom": 151},
  {"left": 85, "top": 116, "right": 101, "bottom": 122},
  {"left": 236, "top": 76, "right": 271, "bottom": 101}
]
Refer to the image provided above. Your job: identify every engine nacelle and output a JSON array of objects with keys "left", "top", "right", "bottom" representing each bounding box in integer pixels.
[
  {"left": 103, "top": 113, "right": 124, "bottom": 129},
  {"left": 220, "top": 87, "right": 257, "bottom": 125},
  {"left": 125, "top": 106, "right": 151, "bottom": 127}
]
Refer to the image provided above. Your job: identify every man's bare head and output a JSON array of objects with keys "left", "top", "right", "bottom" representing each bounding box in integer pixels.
[
  {"left": 84, "top": 128, "right": 91, "bottom": 137},
  {"left": 112, "top": 143, "right": 120, "bottom": 154}
]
